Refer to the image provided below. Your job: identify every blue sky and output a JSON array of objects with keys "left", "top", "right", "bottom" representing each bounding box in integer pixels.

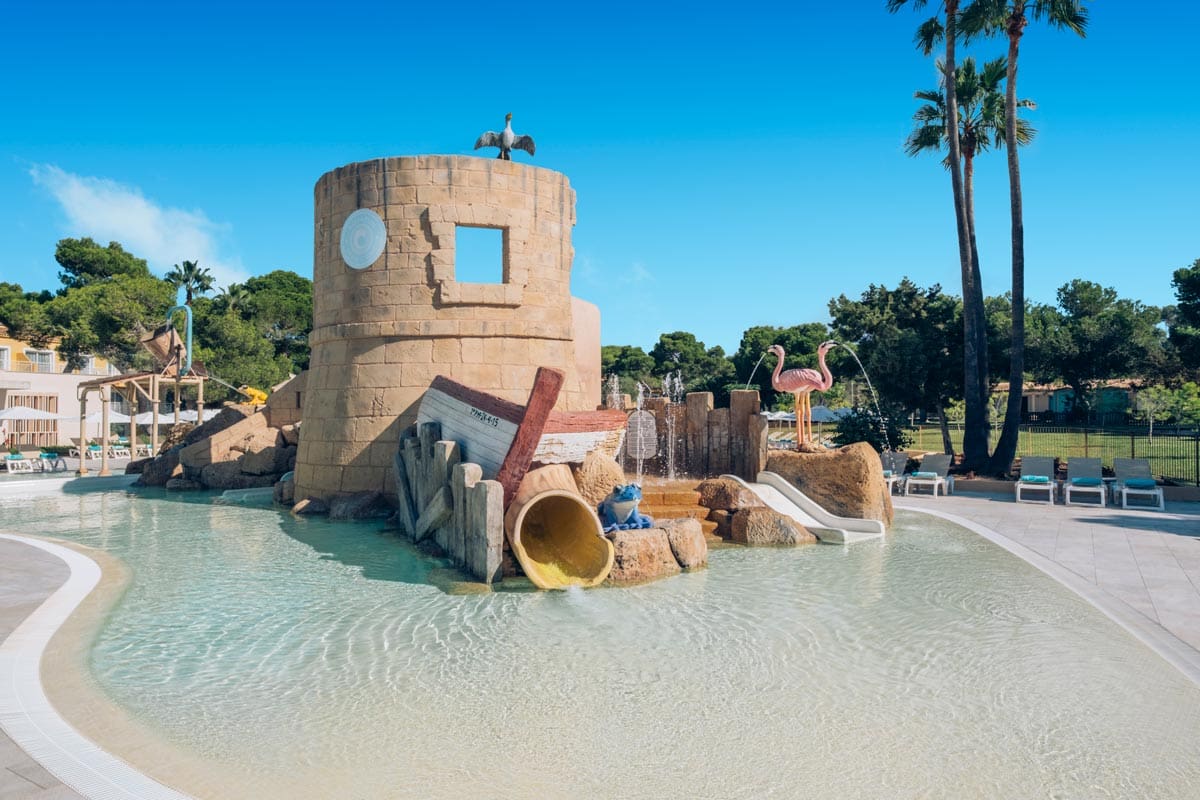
[{"left": 2, "top": 1, "right": 1198, "bottom": 355}]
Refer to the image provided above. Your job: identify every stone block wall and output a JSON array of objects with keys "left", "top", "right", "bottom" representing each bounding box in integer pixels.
[{"left": 296, "top": 156, "right": 601, "bottom": 502}]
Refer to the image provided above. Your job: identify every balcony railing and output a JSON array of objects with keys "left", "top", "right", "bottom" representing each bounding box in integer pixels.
[{"left": 0, "top": 361, "right": 117, "bottom": 376}]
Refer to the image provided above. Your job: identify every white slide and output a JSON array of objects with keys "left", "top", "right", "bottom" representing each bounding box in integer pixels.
[{"left": 722, "top": 472, "right": 886, "bottom": 544}]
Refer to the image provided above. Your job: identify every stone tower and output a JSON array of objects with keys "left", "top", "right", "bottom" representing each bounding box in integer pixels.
[{"left": 294, "top": 155, "right": 601, "bottom": 502}]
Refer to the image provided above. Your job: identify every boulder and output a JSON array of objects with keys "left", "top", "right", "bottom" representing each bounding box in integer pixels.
[
  {"left": 571, "top": 450, "right": 628, "bottom": 508},
  {"left": 707, "top": 508, "right": 733, "bottom": 539},
  {"left": 124, "top": 457, "right": 150, "bottom": 475},
  {"left": 200, "top": 459, "right": 276, "bottom": 491},
  {"left": 292, "top": 497, "right": 329, "bottom": 516},
  {"left": 731, "top": 507, "right": 817, "bottom": 546},
  {"left": 766, "top": 441, "right": 894, "bottom": 526},
  {"left": 328, "top": 491, "right": 392, "bottom": 520},
  {"left": 697, "top": 477, "right": 765, "bottom": 512},
  {"left": 240, "top": 445, "right": 293, "bottom": 476},
  {"left": 279, "top": 424, "right": 300, "bottom": 447},
  {"left": 159, "top": 424, "right": 193, "bottom": 452},
  {"left": 606, "top": 527, "right": 681, "bottom": 584},
  {"left": 181, "top": 404, "right": 257, "bottom": 446},
  {"left": 273, "top": 476, "right": 295, "bottom": 506},
  {"left": 660, "top": 518, "right": 707, "bottom": 569},
  {"left": 164, "top": 477, "right": 203, "bottom": 492},
  {"left": 135, "top": 450, "right": 181, "bottom": 487}
]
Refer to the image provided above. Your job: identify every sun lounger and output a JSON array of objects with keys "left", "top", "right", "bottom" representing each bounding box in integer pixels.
[
  {"left": 1015, "top": 456, "right": 1056, "bottom": 504},
  {"left": 881, "top": 451, "right": 909, "bottom": 495},
  {"left": 3, "top": 454, "right": 35, "bottom": 473},
  {"left": 1112, "top": 458, "right": 1165, "bottom": 510},
  {"left": 1063, "top": 457, "right": 1106, "bottom": 507},
  {"left": 904, "top": 453, "right": 953, "bottom": 497}
]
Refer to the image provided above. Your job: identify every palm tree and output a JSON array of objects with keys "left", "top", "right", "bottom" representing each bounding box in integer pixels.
[
  {"left": 906, "top": 56, "right": 1036, "bottom": 269},
  {"left": 960, "top": 0, "right": 1088, "bottom": 475},
  {"left": 164, "top": 260, "right": 215, "bottom": 305},
  {"left": 889, "top": 0, "right": 991, "bottom": 470},
  {"left": 217, "top": 282, "right": 251, "bottom": 314}
]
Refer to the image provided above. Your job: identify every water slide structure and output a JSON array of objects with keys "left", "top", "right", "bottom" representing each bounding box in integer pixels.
[{"left": 721, "top": 473, "right": 886, "bottom": 545}]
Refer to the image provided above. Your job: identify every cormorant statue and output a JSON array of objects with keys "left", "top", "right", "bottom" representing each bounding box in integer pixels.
[{"left": 474, "top": 113, "right": 536, "bottom": 161}]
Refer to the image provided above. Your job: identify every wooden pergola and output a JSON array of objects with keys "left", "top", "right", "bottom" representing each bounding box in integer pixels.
[{"left": 76, "top": 327, "right": 210, "bottom": 476}]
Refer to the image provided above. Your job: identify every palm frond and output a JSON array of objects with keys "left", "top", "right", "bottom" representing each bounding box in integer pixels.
[
  {"left": 958, "top": 0, "right": 1009, "bottom": 41},
  {"left": 1033, "top": 0, "right": 1089, "bottom": 37},
  {"left": 915, "top": 16, "right": 944, "bottom": 55}
]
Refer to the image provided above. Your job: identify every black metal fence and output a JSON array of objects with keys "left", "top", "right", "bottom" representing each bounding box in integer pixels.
[{"left": 906, "top": 424, "right": 1200, "bottom": 485}]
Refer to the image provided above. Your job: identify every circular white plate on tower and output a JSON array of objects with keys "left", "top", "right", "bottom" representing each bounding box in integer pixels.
[{"left": 339, "top": 208, "right": 387, "bottom": 269}]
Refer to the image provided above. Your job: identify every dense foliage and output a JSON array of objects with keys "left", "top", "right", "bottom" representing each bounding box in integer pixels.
[{"left": 1, "top": 238, "right": 312, "bottom": 402}]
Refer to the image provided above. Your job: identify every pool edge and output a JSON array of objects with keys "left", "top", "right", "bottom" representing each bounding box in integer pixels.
[
  {"left": 895, "top": 503, "right": 1200, "bottom": 688},
  {"left": 0, "top": 532, "right": 196, "bottom": 800}
]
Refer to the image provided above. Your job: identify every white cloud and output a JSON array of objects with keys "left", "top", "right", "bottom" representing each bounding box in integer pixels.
[
  {"left": 29, "top": 164, "right": 248, "bottom": 290},
  {"left": 621, "top": 262, "right": 654, "bottom": 286}
]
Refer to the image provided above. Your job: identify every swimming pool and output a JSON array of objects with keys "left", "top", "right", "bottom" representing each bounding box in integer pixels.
[{"left": 5, "top": 486, "right": 1200, "bottom": 798}]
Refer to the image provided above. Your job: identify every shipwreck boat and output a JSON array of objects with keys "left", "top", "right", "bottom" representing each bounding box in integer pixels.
[{"left": 415, "top": 371, "right": 627, "bottom": 486}]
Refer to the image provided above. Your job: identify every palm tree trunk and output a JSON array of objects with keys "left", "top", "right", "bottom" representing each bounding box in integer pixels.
[
  {"left": 962, "top": 145, "right": 991, "bottom": 467},
  {"left": 943, "top": 1, "right": 988, "bottom": 472},
  {"left": 989, "top": 14, "right": 1027, "bottom": 476},
  {"left": 938, "top": 401, "right": 954, "bottom": 455}
]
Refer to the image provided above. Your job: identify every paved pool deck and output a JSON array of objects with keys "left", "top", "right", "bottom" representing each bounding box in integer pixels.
[{"left": 2, "top": 485, "right": 1199, "bottom": 799}]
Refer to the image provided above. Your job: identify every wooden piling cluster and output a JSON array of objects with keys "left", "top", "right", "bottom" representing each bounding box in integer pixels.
[
  {"left": 394, "top": 421, "right": 504, "bottom": 583},
  {"left": 631, "top": 389, "right": 767, "bottom": 481}
]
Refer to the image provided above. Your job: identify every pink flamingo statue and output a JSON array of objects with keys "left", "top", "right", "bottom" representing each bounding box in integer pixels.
[{"left": 768, "top": 341, "right": 836, "bottom": 445}]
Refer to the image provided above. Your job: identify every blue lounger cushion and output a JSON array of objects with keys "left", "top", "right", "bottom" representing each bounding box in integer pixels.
[
  {"left": 882, "top": 470, "right": 893, "bottom": 478},
  {"left": 1124, "top": 478, "right": 1157, "bottom": 489},
  {"left": 1020, "top": 475, "right": 1051, "bottom": 484},
  {"left": 912, "top": 471, "right": 937, "bottom": 479},
  {"left": 1070, "top": 477, "right": 1102, "bottom": 487}
]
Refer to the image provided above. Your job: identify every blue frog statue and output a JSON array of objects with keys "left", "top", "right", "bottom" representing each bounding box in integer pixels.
[{"left": 597, "top": 484, "right": 654, "bottom": 533}]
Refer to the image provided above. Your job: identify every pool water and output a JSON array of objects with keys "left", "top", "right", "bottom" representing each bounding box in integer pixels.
[{"left": 6, "top": 487, "right": 1200, "bottom": 799}]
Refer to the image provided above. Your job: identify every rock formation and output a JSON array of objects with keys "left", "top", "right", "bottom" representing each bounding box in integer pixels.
[{"left": 766, "top": 441, "right": 893, "bottom": 526}]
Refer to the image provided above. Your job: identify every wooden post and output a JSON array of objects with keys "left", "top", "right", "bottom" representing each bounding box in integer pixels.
[
  {"left": 150, "top": 375, "right": 160, "bottom": 456},
  {"left": 686, "top": 392, "right": 713, "bottom": 478},
  {"left": 495, "top": 367, "right": 564, "bottom": 508},
  {"left": 98, "top": 387, "right": 111, "bottom": 477},
  {"left": 707, "top": 407, "right": 730, "bottom": 476},
  {"left": 76, "top": 396, "right": 88, "bottom": 476},
  {"left": 729, "top": 390, "right": 761, "bottom": 480}
]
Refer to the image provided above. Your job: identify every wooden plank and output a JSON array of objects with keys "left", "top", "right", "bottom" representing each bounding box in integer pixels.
[
  {"left": 708, "top": 407, "right": 731, "bottom": 476},
  {"left": 431, "top": 440, "right": 461, "bottom": 557},
  {"left": 402, "top": 437, "right": 421, "bottom": 514},
  {"left": 393, "top": 449, "right": 417, "bottom": 537},
  {"left": 749, "top": 414, "right": 769, "bottom": 477},
  {"left": 495, "top": 367, "right": 564, "bottom": 508},
  {"left": 729, "top": 390, "right": 760, "bottom": 480},
  {"left": 686, "top": 392, "right": 713, "bottom": 477},
  {"left": 414, "top": 486, "right": 452, "bottom": 542},
  {"left": 480, "top": 480, "right": 504, "bottom": 584}
]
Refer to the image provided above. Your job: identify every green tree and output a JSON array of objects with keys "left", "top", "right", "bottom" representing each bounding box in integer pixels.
[
  {"left": 829, "top": 279, "right": 962, "bottom": 454},
  {"left": 890, "top": 0, "right": 990, "bottom": 470},
  {"left": 41, "top": 273, "right": 175, "bottom": 369},
  {"left": 1169, "top": 259, "right": 1200, "bottom": 371},
  {"left": 54, "top": 238, "right": 151, "bottom": 291},
  {"left": 649, "top": 331, "right": 737, "bottom": 403},
  {"left": 239, "top": 270, "right": 313, "bottom": 372},
  {"left": 216, "top": 283, "right": 251, "bottom": 314},
  {"left": 1043, "top": 280, "right": 1164, "bottom": 419},
  {"left": 0, "top": 283, "right": 53, "bottom": 346},
  {"left": 192, "top": 308, "right": 293, "bottom": 401},
  {"left": 731, "top": 324, "right": 830, "bottom": 409},
  {"left": 601, "top": 345, "right": 656, "bottom": 397},
  {"left": 960, "top": 0, "right": 1090, "bottom": 473},
  {"left": 165, "top": 260, "right": 215, "bottom": 304}
]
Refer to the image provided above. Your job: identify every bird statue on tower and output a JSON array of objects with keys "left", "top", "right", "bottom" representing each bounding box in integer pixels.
[{"left": 474, "top": 112, "right": 536, "bottom": 160}]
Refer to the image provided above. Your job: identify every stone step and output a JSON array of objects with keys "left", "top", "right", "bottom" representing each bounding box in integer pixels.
[
  {"left": 640, "top": 504, "right": 719, "bottom": 537},
  {"left": 640, "top": 489, "right": 702, "bottom": 506}
]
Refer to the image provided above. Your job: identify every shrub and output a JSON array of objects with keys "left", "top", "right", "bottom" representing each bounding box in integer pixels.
[{"left": 832, "top": 407, "right": 911, "bottom": 453}]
